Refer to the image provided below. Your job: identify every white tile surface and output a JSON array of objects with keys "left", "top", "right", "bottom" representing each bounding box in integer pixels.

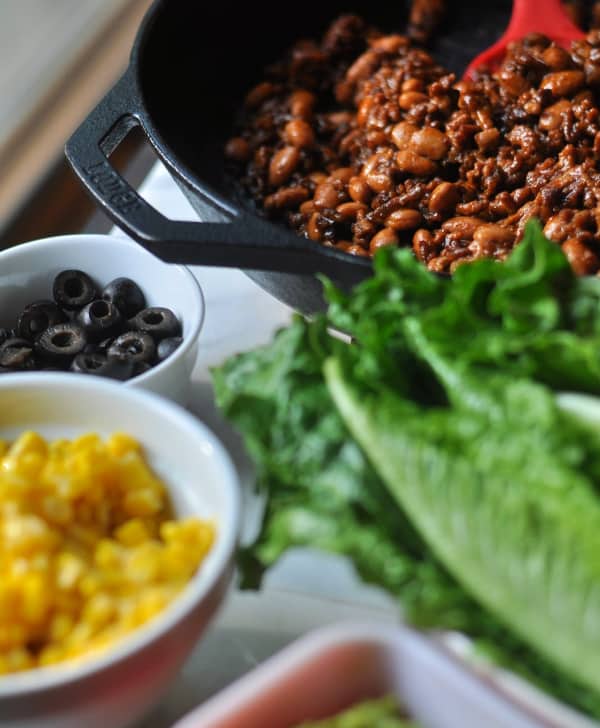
[{"left": 0, "top": 0, "right": 127, "bottom": 149}]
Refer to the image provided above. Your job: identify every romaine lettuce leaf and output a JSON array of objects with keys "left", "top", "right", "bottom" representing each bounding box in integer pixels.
[
  {"left": 325, "top": 355, "right": 600, "bottom": 698},
  {"left": 213, "top": 219, "right": 600, "bottom": 718}
]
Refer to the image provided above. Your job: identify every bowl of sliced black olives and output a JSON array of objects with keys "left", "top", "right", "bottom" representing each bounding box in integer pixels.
[{"left": 0, "top": 234, "right": 204, "bottom": 404}]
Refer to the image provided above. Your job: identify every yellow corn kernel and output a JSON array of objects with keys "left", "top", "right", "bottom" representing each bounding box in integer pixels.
[
  {"left": 82, "top": 594, "right": 116, "bottom": 631},
  {"left": 8, "top": 431, "right": 48, "bottom": 459},
  {"left": 49, "top": 613, "right": 74, "bottom": 642},
  {"left": 94, "top": 539, "right": 123, "bottom": 570},
  {"left": 161, "top": 543, "right": 197, "bottom": 581},
  {"left": 78, "top": 574, "right": 103, "bottom": 598},
  {"left": 106, "top": 433, "right": 141, "bottom": 458},
  {"left": 5, "top": 647, "right": 33, "bottom": 673},
  {"left": 71, "top": 433, "right": 102, "bottom": 452},
  {"left": 115, "top": 518, "right": 150, "bottom": 547},
  {"left": 3, "top": 515, "right": 59, "bottom": 555},
  {"left": 123, "top": 489, "right": 163, "bottom": 517},
  {"left": 64, "top": 621, "right": 93, "bottom": 650},
  {"left": 38, "top": 644, "right": 65, "bottom": 667},
  {"left": 0, "top": 623, "right": 27, "bottom": 650},
  {"left": 133, "top": 589, "right": 171, "bottom": 623},
  {"left": 21, "top": 573, "right": 50, "bottom": 624},
  {"left": 128, "top": 541, "right": 162, "bottom": 582},
  {"left": 42, "top": 495, "right": 73, "bottom": 526},
  {"left": 55, "top": 552, "right": 85, "bottom": 590}
]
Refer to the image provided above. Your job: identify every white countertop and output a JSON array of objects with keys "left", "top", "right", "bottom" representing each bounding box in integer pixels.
[{"left": 115, "top": 164, "right": 398, "bottom": 727}]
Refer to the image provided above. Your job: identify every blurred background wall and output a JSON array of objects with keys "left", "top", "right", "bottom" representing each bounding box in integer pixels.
[{"left": 0, "top": 0, "right": 153, "bottom": 244}]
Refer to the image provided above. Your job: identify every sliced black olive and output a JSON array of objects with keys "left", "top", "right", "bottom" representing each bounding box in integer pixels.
[
  {"left": 107, "top": 331, "right": 156, "bottom": 365},
  {"left": 102, "top": 278, "right": 146, "bottom": 318},
  {"left": 0, "top": 338, "right": 36, "bottom": 370},
  {"left": 77, "top": 300, "right": 123, "bottom": 342},
  {"left": 70, "top": 352, "right": 133, "bottom": 380},
  {"left": 35, "top": 323, "right": 87, "bottom": 364},
  {"left": 157, "top": 336, "right": 183, "bottom": 362},
  {"left": 82, "top": 337, "right": 114, "bottom": 355},
  {"left": 129, "top": 307, "right": 181, "bottom": 341},
  {"left": 17, "top": 300, "right": 67, "bottom": 340},
  {"left": 53, "top": 270, "right": 98, "bottom": 310}
]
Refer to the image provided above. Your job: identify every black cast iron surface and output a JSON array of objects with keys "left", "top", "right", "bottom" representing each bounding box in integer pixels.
[{"left": 66, "top": 0, "right": 511, "bottom": 313}]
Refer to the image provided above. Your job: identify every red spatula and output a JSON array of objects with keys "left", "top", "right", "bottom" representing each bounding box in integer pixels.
[{"left": 464, "top": 0, "right": 585, "bottom": 78}]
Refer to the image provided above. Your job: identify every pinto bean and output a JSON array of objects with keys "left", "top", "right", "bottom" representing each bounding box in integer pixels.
[
  {"left": 562, "top": 238, "right": 600, "bottom": 275},
  {"left": 399, "top": 91, "right": 429, "bottom": 109},
  {"left": 331, "top": 167, "right": 355, "bottom": 183},
  {"left": 327, "top": 111, "right": 354, "bottom": 126},
  {"left": 401, "top": 78, "right": 424, "bottom": 93},
  {"left": 370, "top": 34, "right": 407, "bottom": 53},
  {"left": 283, "top": 120, "right": 314, "bottom": 148},
  {"left": 348, "top": 176, "right": 372, "bottom": 203},
  {"left": 410, "top": 127, "right": 449, "bottom": 160},
  {"left": 386, "top": 208, "right": 422, "bottom": 231},
  {"left": 475, "top": 128, "right": 501, "bottom": 152},
  {"left": 396, "top": 150, "right": 437, "bottom": 176},
  {"left": 357, "top": 97, "right": 375, "bottom": 126},
  {"left": 289, "top": 90, "right": 317, "bottom": 118},
  {"left": 337, "top": 200, "right": 364, "bottom": 218},
  {"left": 429, "top": 182, "right": 460, "bottom": 214},
  {"left": 413, "top": 228, "right": 436, "bottom": 261},
  {"left": 391, "top": 122, "right": 418, "bottom": 150},
  {"left": 268, "top": 146, "right": 300, "bottom": 187},
  {"left": 362, "top": 153, "right": 395, "bottom": 192},
  {"left": 365, "top": 172, "right": 393, "bottom": 193},
  {"left": 346, "top": 50, "right": 379, "bottom": 84},
  {"left": 544, "top": 210, "right": 575, "bottom": 242},
  {"left": 264, "top": 186, "right": 309, "bottom": 210},
  {"left": 540, "top": 70, "right": 585, "bottom": 97},
  {"left": 471, "top": 223, "right": 514, "bottom": 256},
  {"left": 369, "top": 227, "right": 400, "bottom": 254},
  {"left": 442, "top": 216, "right": 485, "bottom": 239},
  {"left": 538, "top": 99, "right": 571, "bottom": 130},
  {"left": 309, "top": 172, "right": 328, "bottom": 185},
  {"left": 300, "top": 200, "right": 316, "bottom": 216},
  {"left": 345, "top": 244, "right": 370, "bottom": 257},
  {"left": 314, "top": 183, "right": 341, "bottom": 210},
  {"left": 245, "top": 82, "right": 279, "bottom": 108},
  {"left": 224, "top": 137, "right": 250, "bottom": 162},
  {"left": 542, "top": 45, "right": 573, "bottom": 71}
]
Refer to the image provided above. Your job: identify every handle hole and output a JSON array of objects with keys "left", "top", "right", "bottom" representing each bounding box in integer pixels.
[{"left": 95, "top": 123, "right": 160, "bottom": 216}]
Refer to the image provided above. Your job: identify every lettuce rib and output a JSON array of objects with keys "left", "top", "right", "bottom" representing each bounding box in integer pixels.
[{"left": 325, "top": 357, "right": 600, "bottom": 697}]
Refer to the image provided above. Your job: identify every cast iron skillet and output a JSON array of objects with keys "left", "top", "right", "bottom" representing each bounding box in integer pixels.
[{"left": 66, "top": 0, "right": 511, "bottom": 313}]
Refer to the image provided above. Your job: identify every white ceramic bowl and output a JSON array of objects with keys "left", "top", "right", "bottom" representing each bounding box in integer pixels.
[
  {"left": 0, "top": 234, "right": 204, "bottom": 405},
  {"left": 0, "top": 373, "right": 240, "bottom": 728}
]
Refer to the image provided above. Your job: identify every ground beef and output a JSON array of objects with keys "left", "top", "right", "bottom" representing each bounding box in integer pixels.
[{"left": 225, "top": 13, "right": 600, "bottom": 275}]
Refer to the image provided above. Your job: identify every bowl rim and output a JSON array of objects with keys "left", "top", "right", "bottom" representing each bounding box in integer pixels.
[
  {"left": 0, "top": 234, "right": 205, "bottom": 387},
  {"left": 0, "top": 373, "right": 240, "bottom": 697}
]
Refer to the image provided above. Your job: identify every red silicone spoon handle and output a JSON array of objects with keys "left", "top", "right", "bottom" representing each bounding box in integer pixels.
[{"left": 464, "top": 0, "right": 585, "bottom": 78}]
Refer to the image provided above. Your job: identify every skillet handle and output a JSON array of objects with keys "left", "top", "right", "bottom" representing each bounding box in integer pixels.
[{"left": 65, "top": 72, "right": 356, "bottom": 276}]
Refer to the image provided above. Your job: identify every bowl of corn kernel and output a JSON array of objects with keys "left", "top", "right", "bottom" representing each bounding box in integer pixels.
[{"left": 0, "top": 373, "right": 240, "bottom": 728}]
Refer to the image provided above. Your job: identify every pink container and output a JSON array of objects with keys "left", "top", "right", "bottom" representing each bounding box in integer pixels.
[{"left": 172, "top": 622, "right": 590, "bottom": 728}]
